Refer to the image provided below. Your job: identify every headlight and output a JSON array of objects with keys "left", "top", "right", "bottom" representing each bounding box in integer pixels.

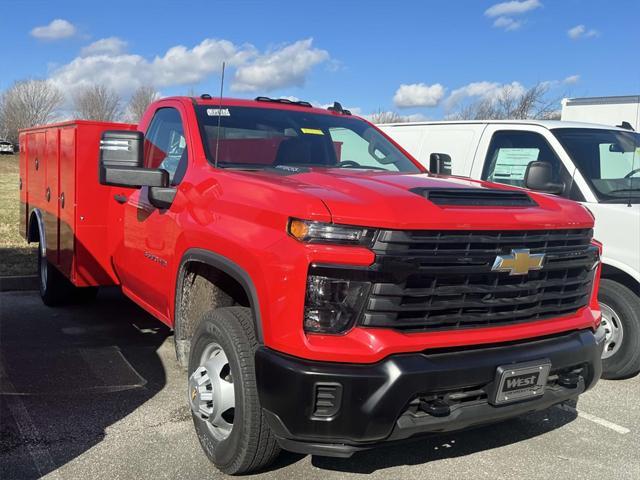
[
  {"left": 304, "top": 274, "right": 371, "bottom": 334},
  {"left": 288, "top": 219, "right": 375, "bottom": 246}
]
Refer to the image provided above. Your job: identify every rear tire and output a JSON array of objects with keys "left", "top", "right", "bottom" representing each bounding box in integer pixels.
[
  {"left": 188, "top": 307, "right": 280, "bottom": 475},
  {"left": 599, "top": 279, "right": 640, "bottom": 379},
  {"left": 38, "top": 245, "right": 99, "bottom": 306}
]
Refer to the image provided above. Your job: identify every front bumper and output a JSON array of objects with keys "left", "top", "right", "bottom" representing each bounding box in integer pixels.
[{"left": 256, "top": 327, "right": 605, "bottom": 457}]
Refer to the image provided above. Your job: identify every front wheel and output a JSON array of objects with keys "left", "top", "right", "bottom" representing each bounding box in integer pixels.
[
  {"left": 188, "top": 307, "right": 280, "bottom": 475},
  {"left": 599, "top": 279, "right": 640, "bottom": 379}
]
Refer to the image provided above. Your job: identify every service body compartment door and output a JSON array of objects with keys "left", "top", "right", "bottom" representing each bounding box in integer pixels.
[
  {"left": 44, "top": 129, "right": 60, "bottom": 265},
  {"left": 58, "top": 127, "right": 76, "bottom": 278}
]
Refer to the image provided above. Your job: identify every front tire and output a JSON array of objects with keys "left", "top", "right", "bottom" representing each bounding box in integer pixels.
[
  {"left": 599, "top": 279, "right": 640, "bottom": 379},
  {"left": 188, "top": 307, "right": 280, "bottom": 475}
]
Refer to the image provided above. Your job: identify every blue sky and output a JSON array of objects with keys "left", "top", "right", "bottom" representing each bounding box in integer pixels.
[{"left": 1, "top": 0, "right": 638, "bottom": 119}]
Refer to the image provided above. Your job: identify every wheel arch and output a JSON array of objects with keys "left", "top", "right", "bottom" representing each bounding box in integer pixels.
[
  {"left": 27, "top": 208, "right": 46, "bottom": 255},
  {"left": 173, "top": 248, "right": 264, "bottom": 368},
  {"left": 601, "top": 263, "right": 640, "bottom": 296}
]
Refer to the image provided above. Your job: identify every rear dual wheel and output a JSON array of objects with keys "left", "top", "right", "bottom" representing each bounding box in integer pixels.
[
  {"left": 38, "top": 245, "right": 98, "bottom": 306},
  {"left": 188, "top": 307, "right": 280, "bottom": 475}
]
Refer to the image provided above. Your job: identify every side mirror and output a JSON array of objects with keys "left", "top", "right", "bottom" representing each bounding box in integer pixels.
[
  {"left": 99, "top": 130, "right": 168, "bottom": 188},
  {"left": 524, "top": 161, "right": 564, "bottom": 194},
  {"left": 429, "top": 153, "right": 452, "bottom": 175}
]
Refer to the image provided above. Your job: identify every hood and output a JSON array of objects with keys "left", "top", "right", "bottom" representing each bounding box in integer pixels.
[{"left": 246, "top": 168, "right": 594, "bottom": 230}]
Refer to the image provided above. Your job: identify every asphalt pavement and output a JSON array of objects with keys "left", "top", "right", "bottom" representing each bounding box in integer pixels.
[{"left": 1, "top": 288, "right": 638, "bottom": 480}]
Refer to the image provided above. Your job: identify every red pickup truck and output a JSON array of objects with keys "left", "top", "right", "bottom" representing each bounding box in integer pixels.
[{"left": 20, "top": 96, "right": 606, "bottom": 474}]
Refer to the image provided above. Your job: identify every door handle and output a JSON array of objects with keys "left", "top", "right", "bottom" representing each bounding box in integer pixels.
[{"left": 114, "top": 194, "right": 127, "bottom": 204}]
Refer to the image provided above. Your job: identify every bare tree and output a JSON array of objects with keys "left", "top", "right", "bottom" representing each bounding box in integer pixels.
[
  {"left": 449, "top": 83, "right": 565, "bottom": 121},
  {"left": 0, "top": 79, "right": 63, "bottom": 144},
  {"left": 73, "top": 84, "right": 122, "bottom": 121},
  {"left": 369, "top": 109, "right": 413, "bottom": 124},
  {"left": 126, "top": 85, "right": 159, "bottom": 123}
]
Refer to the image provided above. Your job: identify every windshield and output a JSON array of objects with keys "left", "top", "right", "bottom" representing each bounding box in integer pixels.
[
  {"left": 552, "top": 128, "right": 640, "bottom": 203},
  {"left": 195, "top": 106, "right": 421, "bottom": 173}
]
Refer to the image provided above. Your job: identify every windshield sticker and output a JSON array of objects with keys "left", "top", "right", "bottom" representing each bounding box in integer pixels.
[
  {"left": 207, "top": 108, "right": 231, "bottom": 117},
  {"left": 493, "top": 148, "right": 540, "bottom": 180},
  {"left": 301, "top": 128, "right": 324, "bottom": 135}
]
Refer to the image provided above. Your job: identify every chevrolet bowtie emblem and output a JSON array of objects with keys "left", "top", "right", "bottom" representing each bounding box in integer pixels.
[{"left": 492, "top": 248, "right": 545, "bottom": 276}]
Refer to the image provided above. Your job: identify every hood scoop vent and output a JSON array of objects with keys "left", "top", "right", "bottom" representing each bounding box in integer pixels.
[{"left": 411, "top": 188, "right": 537, "bottom": 207}]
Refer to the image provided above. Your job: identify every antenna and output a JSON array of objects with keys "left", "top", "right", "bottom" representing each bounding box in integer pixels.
[{"left": 214, "top": 61, "right": 226, "bottom": 168}]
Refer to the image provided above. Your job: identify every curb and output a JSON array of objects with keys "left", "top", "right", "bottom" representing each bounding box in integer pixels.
[{"left": 0, "top": 275, "right": 39, "bottom": 292}]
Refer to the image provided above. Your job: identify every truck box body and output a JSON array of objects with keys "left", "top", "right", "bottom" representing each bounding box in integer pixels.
[
  {"left": 561, "top": 95, "right": 640, "bottom": 131},
  {"left": 20, "top": 120, "right": 137, "bottom": 287}
]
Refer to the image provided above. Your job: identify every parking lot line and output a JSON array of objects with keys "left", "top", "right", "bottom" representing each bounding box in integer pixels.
[
  {"left": 556, "top": 403, "right": 631, "bottom": 435},
  {"left": 0, "top": 359, "right": 62, "bottom": 479}
]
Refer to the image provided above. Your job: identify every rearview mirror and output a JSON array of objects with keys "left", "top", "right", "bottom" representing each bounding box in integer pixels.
[
  {"left": 524, "top": 161, "right": 564, "bottom": 195},
  {"left": 429, "top": 153, "right": 452, "bottom": 175},
  {"left": 99, "top": 130, "right": 168, "bottom": 188}
]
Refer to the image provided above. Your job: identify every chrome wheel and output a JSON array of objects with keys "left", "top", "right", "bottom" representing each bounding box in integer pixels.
[
  {"left": 188, "top": 342, "right": 235, "bottom": 440},
  {"left": 600, "top": 302, "right": 624, "bottom": 360}
]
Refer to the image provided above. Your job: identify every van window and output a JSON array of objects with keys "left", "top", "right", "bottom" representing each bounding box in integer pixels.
[
  {"left": 553, "top": 128, "right": 640, "bottom": 203},
  {"left": 482, "top": 130, "right": 571, "bottom": 194}
]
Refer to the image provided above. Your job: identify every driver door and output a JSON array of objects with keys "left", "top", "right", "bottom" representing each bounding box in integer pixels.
[{"left": 114, "top": 105, "right": 189, "bottom": 320}]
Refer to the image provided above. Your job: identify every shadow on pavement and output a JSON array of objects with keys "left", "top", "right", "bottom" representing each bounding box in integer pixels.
[
  {"left": 0, "top": 287, "right": 170, "bottom": 479},
  {"left": 311, "top": 409, "right": 578, "bottom": 474}
]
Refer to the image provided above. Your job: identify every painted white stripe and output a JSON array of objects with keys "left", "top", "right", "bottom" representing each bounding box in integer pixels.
[
  {"left": 556, "top": 403, "right": 631, "bottom": 435},
  {"left": 0, "top": 360, "right": 62, "bottom": 479}
]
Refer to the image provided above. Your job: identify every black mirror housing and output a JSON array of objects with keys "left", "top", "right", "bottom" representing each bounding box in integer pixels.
[
  {"left": 524, "top": 161, "right": 564, "bottom": 195},
  {"left": 99, "top": 130, "right": 168, "bottom": 188},
  {"left": 429, "top": 153, "right": 452, "bottom": 175},
  {"left": 100, "top": 130, "right": 144, "bottom": 168}
]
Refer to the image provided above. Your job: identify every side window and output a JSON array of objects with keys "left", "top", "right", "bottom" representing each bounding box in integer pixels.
[
  {"left": 482, "top": 130, "right": 570, "bottom": 192},
  {"left": 144, "top": 108, "right": 188, "bottom": 185},
  {"left": 328, "top": 127, "right": 401, "bottom": 171}
]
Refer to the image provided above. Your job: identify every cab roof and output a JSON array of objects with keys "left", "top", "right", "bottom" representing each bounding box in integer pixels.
[{"left": 186, "top": 95, "right": 355, "bottom": 118}]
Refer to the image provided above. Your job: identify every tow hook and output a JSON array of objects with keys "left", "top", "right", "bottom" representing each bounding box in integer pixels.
[
  {"left": 557, "top": 372, "right": 581, "bottom": 389},
  {"left": 420, "top": 399, "right": 451, "bottom": 417}
]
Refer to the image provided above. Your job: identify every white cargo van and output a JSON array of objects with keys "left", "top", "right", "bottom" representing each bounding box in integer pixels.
[{"left": 380, "top": 120, "right": 640, "bottom": 379}]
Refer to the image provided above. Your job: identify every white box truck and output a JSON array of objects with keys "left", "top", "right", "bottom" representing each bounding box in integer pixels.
[
  {"left": 380, "top": 120, "right": 640, "bottom": 379},
  {"left": 561, "top": 95, "right": 640, "bottom": 131}
]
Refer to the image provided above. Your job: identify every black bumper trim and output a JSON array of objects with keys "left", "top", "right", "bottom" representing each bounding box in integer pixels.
[{"left": 255, "top": 329, "right": 603, "bottom": 457}]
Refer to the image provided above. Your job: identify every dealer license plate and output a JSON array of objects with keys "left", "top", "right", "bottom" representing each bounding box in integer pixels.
[{"left": 492, "top": 360, "right": 551, "bottom": 405}]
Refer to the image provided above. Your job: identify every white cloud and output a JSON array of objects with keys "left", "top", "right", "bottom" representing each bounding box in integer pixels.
[
  {"left": 80, "top": 37, "right": 127, "bottom": 57},
  {"left": 30, "top": 19, "right": 77, "bottom": 40},
  {"left": 49, "top": 37, "right": 331, "bottom": 103},
  {"left": 445, "top": 81, "right": 526, "bottom": 110},
  {"left": 232, "top": 39, "right": 329, "bottom": 92},
  {"left": 493, "top": 16, "right": 522, "bottom": 31},
  {"left": 485, "top": 0, "right": 542, "bottom": 17},
  {"left": 567, "top": 24, "right": 599, "bottom": 39},
  {"left": 51, "top": 39, "right": 253, "bottom": 97},
  {"left": 393, "top": 83, "right": 445, "bottom": 108},
  {"left": 563, "top": 74, "right": 580, "bottom": 84}
]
